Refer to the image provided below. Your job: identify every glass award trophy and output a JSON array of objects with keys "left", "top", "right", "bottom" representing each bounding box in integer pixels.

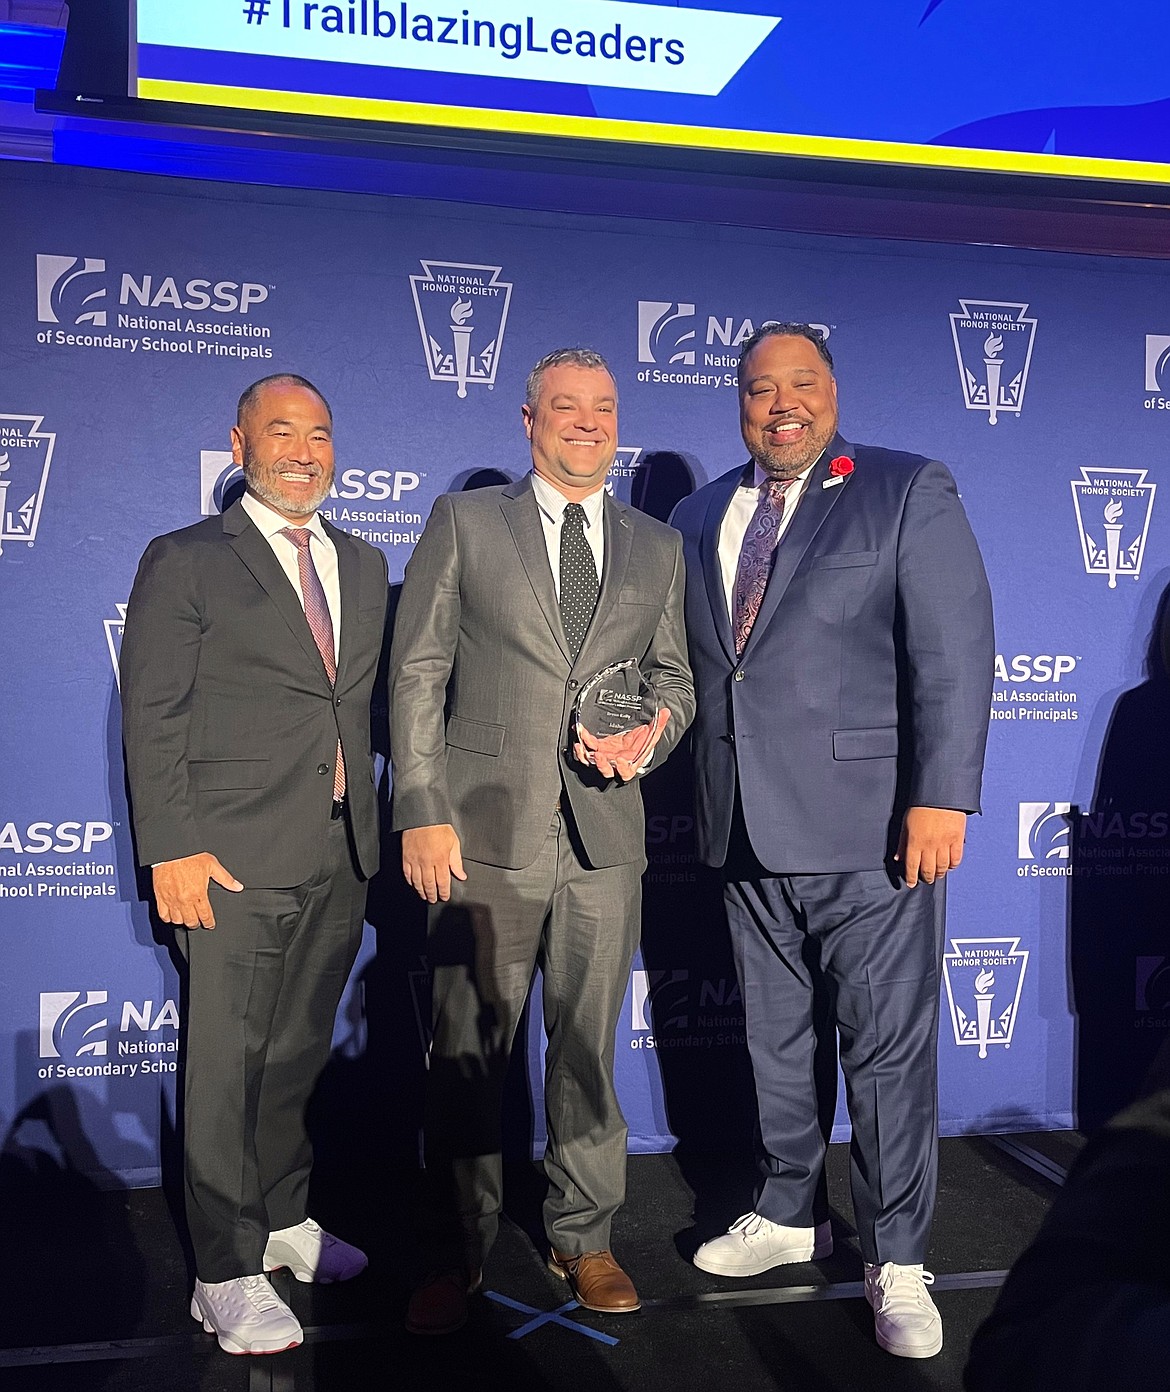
[{"left": 573, "top": 660, "right": 660, "bottom": 747}]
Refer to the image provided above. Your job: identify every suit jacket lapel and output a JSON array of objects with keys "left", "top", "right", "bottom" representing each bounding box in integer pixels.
[
  {"left": 577, "top": 492, "right": 633, "bottom": 672},
  {"left": 324, "top": 517, "right": 359, "bottom": 689},
  {"left": 222, "top": 501, "right": 333, "bottom": 692},
  {"left": 500, "top": 477, "right": 572, "bottom": 663},
  {"left": 701, "top": 466, "right": 743, "bottom": 666},
  {"left": 743, "top": 437, "right": 855, "bottom": 657}
]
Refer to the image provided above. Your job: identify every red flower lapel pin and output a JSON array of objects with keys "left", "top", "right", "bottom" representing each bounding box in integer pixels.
[{"left": 823, "top": 456, "right": 854, "bottom": 489}]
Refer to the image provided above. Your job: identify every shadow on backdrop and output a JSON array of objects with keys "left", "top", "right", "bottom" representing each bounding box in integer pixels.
[
  {"left": 630, "top": 450, "right": 699, "bottom": 524},
  {"left": 0, "top": 1067, "right": 148, "bottom": 1373},
  {"left": 458, "top": 467, "right": 516, "bottom": 492},
  {"left": 1070, "top": 576, "right": 1170, "bottom": 1130}
]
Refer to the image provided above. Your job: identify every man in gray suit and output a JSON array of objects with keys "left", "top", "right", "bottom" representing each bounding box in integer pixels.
[
  {"left": 390, "top": 347, "right": 694, "bottom": 1335},
  {"left": 121, "top": 374, "right": 389, "bottom": 1356}
]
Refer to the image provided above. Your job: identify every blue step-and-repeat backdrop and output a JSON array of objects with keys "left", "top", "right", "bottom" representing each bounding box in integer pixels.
[{"left": 3, "top": 161, "right": 1170, "bottom": 1187}]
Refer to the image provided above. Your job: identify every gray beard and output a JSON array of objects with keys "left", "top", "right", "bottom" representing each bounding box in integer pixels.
[{"left": 244, "top": 466, "right": 328, "bottom": 518}]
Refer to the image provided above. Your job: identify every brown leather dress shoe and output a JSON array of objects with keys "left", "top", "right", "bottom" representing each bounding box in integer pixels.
[
  {"left": 404, "top": 1268, "right": 482, "bottom": 1336},
  {"left": 548, "top": 1249, "right": 641, "bottom": 1314}
]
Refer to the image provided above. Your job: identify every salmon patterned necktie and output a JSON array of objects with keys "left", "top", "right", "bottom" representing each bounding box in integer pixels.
[{"left": 281, "top": 527, "right": 346, "bottom": 801}]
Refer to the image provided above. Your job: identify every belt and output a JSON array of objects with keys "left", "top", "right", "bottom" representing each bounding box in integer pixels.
[{"left": 330, "top": 796, "right": 347, "bottom": 820}]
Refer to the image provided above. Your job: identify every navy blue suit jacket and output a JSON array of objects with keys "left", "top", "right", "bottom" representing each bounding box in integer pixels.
[{"left": 671, "top": 436, "right": 994, "bottom": 874}]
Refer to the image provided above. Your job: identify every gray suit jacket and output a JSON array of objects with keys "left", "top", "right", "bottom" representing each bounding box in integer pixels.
[
  {"left": 389, "top": 476, "right": 695, "bottom": 871},
  {"left": 120, "top": 499, "right": 390, "bottom": 887}
]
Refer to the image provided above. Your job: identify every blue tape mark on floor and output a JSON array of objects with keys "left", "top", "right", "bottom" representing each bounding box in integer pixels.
[{"left": 484, "top": 1291, "right": 621, "bottom": 1346}]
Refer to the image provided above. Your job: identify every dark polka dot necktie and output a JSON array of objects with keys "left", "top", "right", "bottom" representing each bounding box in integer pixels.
[{"left": 559, "top": 501, "right": 599, "bottom": 662}]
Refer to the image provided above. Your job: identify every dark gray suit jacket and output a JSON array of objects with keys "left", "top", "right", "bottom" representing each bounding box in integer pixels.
[
  {"left": 121, "top": 499, "right": 390, "bottom": 887},
  {"left": 389, "top": 476, "right": 695, "bottom": 871}
]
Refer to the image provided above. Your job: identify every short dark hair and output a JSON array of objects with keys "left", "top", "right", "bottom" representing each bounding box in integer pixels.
[
  {"left": 525, "top": 348, "right": 615, "bottom": 409},
  {"left": 236, "top": 373, "right": 333, "bottom": 426},
  {"left": 737, "top": 322, "right": 833, "bottom": 375}
]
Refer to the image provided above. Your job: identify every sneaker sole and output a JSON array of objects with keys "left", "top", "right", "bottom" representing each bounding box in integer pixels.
[
  {"left": 875, "top": 1329, "right": 944, "bottom": 1360},
  {"left": 190, "top": 1301, "right": 303, "bottom": 1355},
  {"left": 692, "top": 1236, "right": 833, "bottom": 1277},
  {"left": 264, "top": 1260, "right": 367, "bottom": 1284}
]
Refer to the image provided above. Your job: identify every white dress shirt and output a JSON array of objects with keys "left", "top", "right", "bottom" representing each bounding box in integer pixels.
[
  {"left": 241, "top": 490, "right": 342, "bottom": 660},
  {"left": 530, "top": 471, "right": 606, "bottom": 598},
  {"left": 716, "top": 458, "right": 817, "bottom": 620}
]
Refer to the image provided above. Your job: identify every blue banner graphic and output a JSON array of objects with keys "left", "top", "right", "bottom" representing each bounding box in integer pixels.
[
  {"left": 3, "top": 160, "right": 1170, "bottom": 1184},
  {"left": 131, "top": 0, "right": 1170, "bottom": 182}
]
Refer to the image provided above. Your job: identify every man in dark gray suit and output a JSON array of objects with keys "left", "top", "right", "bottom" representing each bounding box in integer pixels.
[
  {"left": 121, "top": 374, "right": 389, "bottom": 1356},
  {"left": 390, "top": 347, "right": 694, "bottom": 1335}
]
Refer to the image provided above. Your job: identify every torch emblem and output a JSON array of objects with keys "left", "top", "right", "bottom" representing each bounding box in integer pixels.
[
  {"left": 943, "top": 937, "right": 1029, "bottom": 1059},
  {"left": 949, "top": 300, "right": 1037, "bottom": 424},
  {"left": 1071, "top": 467, "right": 1156, "bottom": 588},
  {"left": 409, "top": 260, "right": 513, "bottom": 399}
]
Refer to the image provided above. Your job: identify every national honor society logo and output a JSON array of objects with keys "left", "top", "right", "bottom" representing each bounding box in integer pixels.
[
  {"left": 949, "top": 300, "right": 1037, "bottom": 424},
  {"left": 942, "top": 938, "right": 1029, "bottom": 1059},
  {"left": 0, "top": 415, "right": 55, "bottom": 558},
  {"left": 105, "top": 604, "right": 128, "bottom": 689},
  {"left": 605, "top": 446, "right": 643, "bottom": 500},
  {"left": 1071, "top": 467, "right": 1156, "bottom": 588},
  {"left": 410, "top": 260, "right": 513, "bottom": 398}
]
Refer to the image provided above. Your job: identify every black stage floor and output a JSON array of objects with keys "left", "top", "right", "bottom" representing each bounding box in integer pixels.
[{"left": 1, "top": 1133, "right": 1082, "bottom": 1392}]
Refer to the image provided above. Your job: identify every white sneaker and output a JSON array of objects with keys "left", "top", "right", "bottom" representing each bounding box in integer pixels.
[
  {"left": 693, "top": 1213, "right": 833, "bottom": 1276},
  {"left": 864, "top": 1262, "right": 943, "bottom": 1359},
  {"left": 264, "top": 1217, "right": 368, "bottom": 1284},
  {"left": 190, "top": 1275, "right": 303, "bottom": 1356}
]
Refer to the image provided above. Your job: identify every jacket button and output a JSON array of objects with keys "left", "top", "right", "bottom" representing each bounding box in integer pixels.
[
  {"left": 317, "top": 763, "right": 329, "bottom": 775},
  {"left": 568, "top": 679, "right": 579, "bottom": 690},
  {"left": 728, "top": 733, "right": 736, "bottom": 743},
  {"left": 733, "top": 670, "right": 746, "bottom": 682}
]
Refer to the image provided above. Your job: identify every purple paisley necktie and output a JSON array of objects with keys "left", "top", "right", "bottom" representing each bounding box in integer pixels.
[{"left": 732, "top": 478, "right": 794, "bottom": 657}]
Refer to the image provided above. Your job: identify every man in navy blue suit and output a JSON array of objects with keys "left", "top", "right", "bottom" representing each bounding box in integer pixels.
[{"left": 671, "top": 323, "right": 993, "bottom": 1360}]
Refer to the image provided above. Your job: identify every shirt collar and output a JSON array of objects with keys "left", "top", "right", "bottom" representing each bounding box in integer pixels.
[
  {"left": 241, "top": 489, "right": 329, "bottom": 545},
  {"left": 746, "top": 454, "right": 822, "bottom": 492},
  {"left": 530, "top": 471, "right": 607, "bottom": 530}
]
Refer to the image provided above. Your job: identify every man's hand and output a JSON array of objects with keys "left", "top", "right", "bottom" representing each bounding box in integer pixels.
[
  {"left": 573, "top": 709, "right": 671, "bottom": 783},
  {"left": 895, "top": 807, "right": 967, "bottom": 887},
  {"left": 402, "top": 823, "right": 467, "bottom": 903},
  {"left": 153, "top": 853, "right": 243, "bottom": 929}
]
